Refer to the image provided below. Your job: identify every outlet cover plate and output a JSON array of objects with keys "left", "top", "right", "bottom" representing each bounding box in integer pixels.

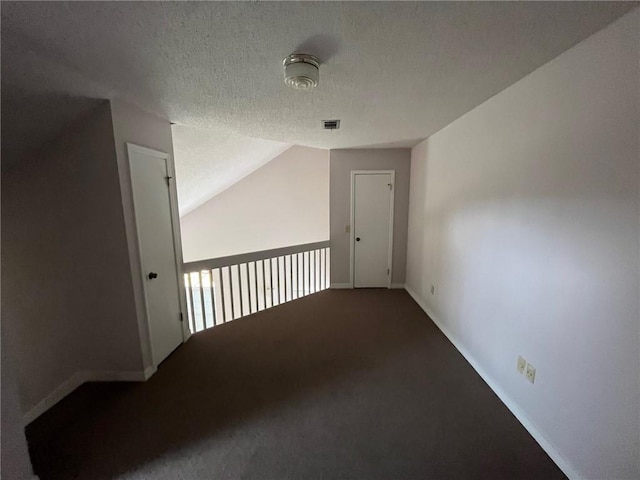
[
  {"left": 526, "top": 363, "right": 536, "bottom": 384},
  {"left": 517, "top": 356, "right": 526, "bottom": 374}
]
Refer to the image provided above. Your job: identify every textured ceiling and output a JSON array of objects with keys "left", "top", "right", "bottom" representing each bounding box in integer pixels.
[
  {"left": 2, "top": 2, "right": 635, "bottom": 211},
  {"left": 172, "top": 126, "right": 291, "bottom": 216},
  {"left": 2, "top": 1, "right": 634, "bottom": 152}
]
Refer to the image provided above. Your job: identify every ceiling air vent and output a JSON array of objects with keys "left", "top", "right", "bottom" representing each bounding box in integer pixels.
[{"left": 323, "top": 120, "right": 340, "bottom": 130}]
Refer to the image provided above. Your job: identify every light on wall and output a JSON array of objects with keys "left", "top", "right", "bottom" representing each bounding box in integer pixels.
[{"left": 283, "top": 54, "right": 320, "bottom": 90}]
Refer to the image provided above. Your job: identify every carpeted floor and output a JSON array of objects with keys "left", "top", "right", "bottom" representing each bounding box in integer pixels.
[{"left": 26, "top": 289, "right": 566, "bottom": 480}]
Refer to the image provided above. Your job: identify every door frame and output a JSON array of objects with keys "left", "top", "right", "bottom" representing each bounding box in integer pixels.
[
  {"left": 349, "top": 170, "right": 395, "bottom": 289},
  {"left": 127, "top": 143, "right": 188, "bottom": 369}
]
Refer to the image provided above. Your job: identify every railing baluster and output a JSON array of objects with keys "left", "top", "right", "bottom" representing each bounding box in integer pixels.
[
  {"left": 319, "top": 249, "right": 324, "bottom": 291},
  {"left": 318, "top": 249, "right": 321, "bottom": 290},
  {"left": 253, "top": 261, "right": 258, "bottom": 313},
  {"left": 282, "top": 256, "right": 286, "bottom": 302},
  {"left": 239, "top": 264, "right": 244, "bottom": 317},
  {"left": 261, "top": 259, "right": 267, "bottom": 310},
  {"left": 307, "top": 252, "right": 311, "bottom": 295},
  {"left": 210, "top": 269, "right": 217, "bottom": 326},
  {"left": 228, "top": 266, "right": 236, "bottom": 320},
  {"left": 296, "top": 253, "right": 300, "bottom": 298},
  {"left": 293, "top": 254, "right": 297, "bottom": 300},
  {"left": 276, "top": 257, "right": 280, "bottom": 302},
  {"left": 277, "top": 257, "right": 281, "bottom": 304},
  {"left": 279, "top": 257, "right": 284, "bottom": 304},
  {"left": 289, "top": 255, "right": 294, "bottom": 300},
  {"left": 198, "top": 271, "right": 207, "bottom": 331},
  {"left": 242, "top": 264, "right": 248, "bottom": 316},
  {"left": 282, "top": 256, "right": 286, "bottom": 303},
  {"left": 324, "top": 249, "right": 327, "bottom": 290},
  {"left": 245, "top": 263, "right": 251, "bottom": 315},
  {"left": 285, "top": 255, "right": 289, "bottom": 302},
  {"left": 239, "top": 264, "right": 245, "bottom": 317},
  {"left": 325, "top": 247, "right": 328, "bottom": 289},
  {"left": 276, "top": 257, "right": 281, "bottom": 305},
  {"left": 186, "top": 273, "right": 196, "bottom": 333},
  {"left": 312, "top": 250, "right": 316, "bottom": 293},
  {"left": 298, "top": 253, "right": 302, "bottom": 297},
  {"left": 318, "top": 250, "right": 321, "bottom": 291},
  {"left": 244, "top": 263, "right": 249, "bottom": 315},
  {"left": 270, "top": 258, "right": 275, "bottom": 306},
  {"left": 237, "top": 264, "right": 242, "bottom": 318},
  {"left": 326, "top": 247, "right": 329, "bottom": 289},
  {"left": 304, "top": 253, "right": 306, "bottom": 294},
  {"left": 315, "top": 250, "right": 320, "bottom": 291},
  {"left": 218, "top": 267, "right": 226, "bottom": 323},
  {"left": 205, "top": 270, "right": 212, "bottom": 328}
]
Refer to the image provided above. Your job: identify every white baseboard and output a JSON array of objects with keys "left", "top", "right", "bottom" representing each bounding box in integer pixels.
[
  {"left": 23, "top": 367, "right": 154, "bottom": 426},
  {"left": 142, "top": 365, "right": 157, "bottom": 380},
  {"left": 404, "top": 284, "right": 581, "bottom": 480},
  {"left": 331, "top": 283, "right": 405, "bottom": 290},
  {"left": 22, "top": 371, "right": 90, "bottom": 426},
  {"left": 90, "top": 367, "right": 155, "bottom": 382}
]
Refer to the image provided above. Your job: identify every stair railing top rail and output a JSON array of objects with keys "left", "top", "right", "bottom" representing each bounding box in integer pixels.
[{"left": 183, "top": 240, "right": 330, "bottom": 273}]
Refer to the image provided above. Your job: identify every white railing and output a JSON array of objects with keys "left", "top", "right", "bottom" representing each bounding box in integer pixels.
[{"left": 183, "top": 241, "right": 330, "bottom": 333}]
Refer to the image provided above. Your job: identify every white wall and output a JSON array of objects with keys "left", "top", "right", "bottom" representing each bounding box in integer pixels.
[
  {"left": 1, "top": 102, "right": 145, "bottom": 420},
  {"left": 329, "top": 149, "right": 411, "bottom": 286},
  {"left": 180, "top": 145, "right": 329, "bottom": 261},
  {"left": 406, "top": 10, "right": 639, "bottom": 480}
]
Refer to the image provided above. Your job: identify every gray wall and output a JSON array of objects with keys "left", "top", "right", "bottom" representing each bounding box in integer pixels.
[
  {"left": 405, "top": 10, "right": 639, "bottom": 479},
  {"left": 329, "top": 149, "right": 410, "bottom": 286},
  {"left": 1, "top": 102, "right": 144, "bottom": 418}
]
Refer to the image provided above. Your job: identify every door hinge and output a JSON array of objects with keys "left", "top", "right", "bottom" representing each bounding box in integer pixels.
[
  {"left": 388, "top": 183, "right": 393, "bottom": 191},
  {"left": 179, "top": 312, "right": 184, "bottom": 322},
  {"left": 387, "top": 268, "right": 390, "bottom": 275},
  {"left": 165, "top": 176, "right": 173, "bottom": 186}
]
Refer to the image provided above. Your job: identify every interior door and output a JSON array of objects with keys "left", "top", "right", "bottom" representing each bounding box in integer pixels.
[
  {"left": 128, "top": 144, "right": 184, "bottom": 366},
  {"left": 353, "top": 172, "right": 394, "bottom": 288}
]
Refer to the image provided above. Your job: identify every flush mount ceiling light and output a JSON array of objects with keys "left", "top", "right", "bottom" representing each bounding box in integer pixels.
[{"left": 283, "top": 54, "right": 320, "bottom": 90}]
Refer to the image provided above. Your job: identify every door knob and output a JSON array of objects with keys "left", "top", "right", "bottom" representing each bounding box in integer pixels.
[
  {"left": 356, "top": 237, "right": 361, "bottom": 242},
  {"left": 148, "top": 272, "right": 158, "bottom": 279}
]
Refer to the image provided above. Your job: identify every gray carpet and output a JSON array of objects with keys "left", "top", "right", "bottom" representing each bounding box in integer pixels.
[{"left": 26, "top": 289, "right": 566, "bottom": 479}]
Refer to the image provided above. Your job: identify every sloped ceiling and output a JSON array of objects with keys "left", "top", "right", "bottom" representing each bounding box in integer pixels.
[
  {"left": 172, "top": 126, "right": 291, "bottom": 216},
  {"left": 1, "top": 2, "right": 635, "bottom": 204}
]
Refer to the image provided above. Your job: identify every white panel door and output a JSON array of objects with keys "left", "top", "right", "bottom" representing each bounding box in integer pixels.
[
  {"left": 129, "top": 145, "right": 183, "bottom": 366},
  {"left": 353, "top": 172, "right": 394, "bottom": 288}
]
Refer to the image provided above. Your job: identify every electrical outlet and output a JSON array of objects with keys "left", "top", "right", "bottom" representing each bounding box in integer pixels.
[
  {"left": 517, "top": 356, "right": 526, "bottom": 374},
  {"left": 526, "top": 363, "right": 536, "bottom": 384},
  {"left": 430, "top": 285, "right": 435, "bottom": 295}
]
